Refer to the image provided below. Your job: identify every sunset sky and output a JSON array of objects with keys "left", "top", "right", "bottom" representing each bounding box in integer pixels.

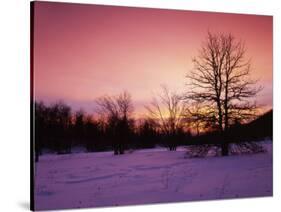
[{"left": 33, "top": 2, "right": 273, "bottom": 117}]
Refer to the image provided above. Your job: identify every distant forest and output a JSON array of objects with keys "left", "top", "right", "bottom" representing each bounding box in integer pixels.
[
  {"left": 33, "top": 99, "right": 272, "bottom": 161},
  {"left": 33, "top": 100, "right": 190, "bottom": 156}
]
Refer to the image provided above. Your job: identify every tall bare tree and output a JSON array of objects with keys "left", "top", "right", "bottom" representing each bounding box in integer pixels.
[
  {"left": 146, "top": 85, "right": 186, "bottom": 150},
  {"left": 96, "top": 91, "right": 134, "bottom": 154},
  {"left": 185, "top": 32, "right": 261, "bottom": 156}
]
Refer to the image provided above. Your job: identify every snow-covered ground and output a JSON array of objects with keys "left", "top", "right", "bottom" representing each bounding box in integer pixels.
[{"left": 35, "top": 140, "right": 273, "bottom": 211}]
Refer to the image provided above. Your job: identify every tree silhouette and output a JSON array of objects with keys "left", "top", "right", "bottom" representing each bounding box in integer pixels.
[
  {"left": 137, "top": 118, "right": 158, "bottom": 148},
  {"left": 84, "top": 115, "right": 100, "bottom": 152},
  {"left": 47, "top": 102, "right": 72, "bottom": 153},
  {"left": 73, "top": 110, "right": 85, "bottom": 146},
  {"left": 146, "top": 85, "right": 186, "bottom": 151},
  {"left": 34, "top": 101, "right": 47, "bottom": 162},
  {"left": 185, "top": 32, "right": 261, "bottom": 156},
  {"left": 96, "top": 91, "right": 134, "bottom": 154},
  {"left": 184, "top": 102, "right": 210, "bottom": 136}
]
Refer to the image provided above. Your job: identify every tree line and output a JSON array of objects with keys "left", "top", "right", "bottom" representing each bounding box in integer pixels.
[{"left": 34, "top": 96, "right": 191, "bottom": 162}]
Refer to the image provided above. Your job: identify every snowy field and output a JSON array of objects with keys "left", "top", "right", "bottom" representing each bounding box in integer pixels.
[{"left": 35, "top": 140, "right": 273, "bottom": 211}]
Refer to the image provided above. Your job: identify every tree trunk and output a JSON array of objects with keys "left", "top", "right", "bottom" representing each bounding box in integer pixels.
[
  {"left": 222, "top": 78, "right": 229, "bottom": 157},
  {"left": 221, "top": 142, "right": 229, "bottom": 156},
  {"left": 221, "top": 128, "right": 229, "bottom": 156}
]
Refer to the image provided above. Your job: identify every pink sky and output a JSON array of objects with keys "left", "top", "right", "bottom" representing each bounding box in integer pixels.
[{"left": 33, "top": 2, "right": 272, "bottom": 116}]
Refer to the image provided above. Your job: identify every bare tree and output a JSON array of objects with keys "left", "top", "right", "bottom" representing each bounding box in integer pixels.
[
  {"left": 146, "top": 85, "right": 186, "bottom": 150},
  {"left": 95, "top": 91, "right": 134, "bottom": 154},
  {"left": 96, "top": 91, "right": 133, "bottom": 121},
  {"left": 185, "top": 32, "right": 261, "bottom": 156},
  {"left": 116, "top": 92, "right": 134, "bottom": 120}
]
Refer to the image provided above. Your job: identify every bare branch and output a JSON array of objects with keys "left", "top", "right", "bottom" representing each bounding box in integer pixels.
[{"left": 185, "top": 32, "right": 262, "bottom": 133}]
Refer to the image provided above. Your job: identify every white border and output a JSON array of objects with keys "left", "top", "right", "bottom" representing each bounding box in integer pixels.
[{"left": 0, "top": 0, "right": 280, "bottom": 211}]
